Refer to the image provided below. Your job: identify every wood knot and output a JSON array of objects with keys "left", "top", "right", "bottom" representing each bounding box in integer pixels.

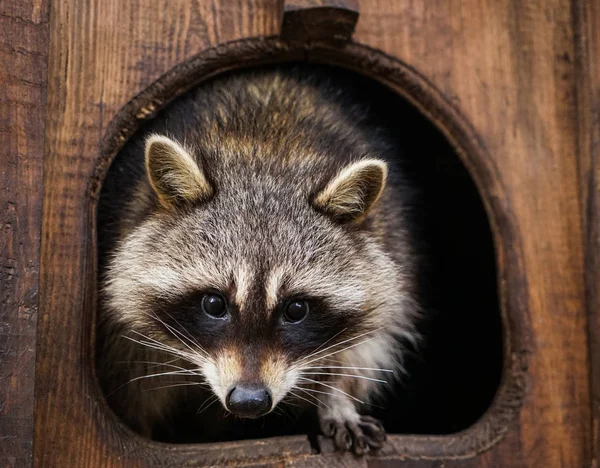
[{"left": 278, "top": 0, "right": 359, "bottom": 45}]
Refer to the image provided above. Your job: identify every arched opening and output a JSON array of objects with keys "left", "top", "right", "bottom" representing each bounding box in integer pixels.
[{"left": 96, "top": 62, "right": 503, "bottom": 444}]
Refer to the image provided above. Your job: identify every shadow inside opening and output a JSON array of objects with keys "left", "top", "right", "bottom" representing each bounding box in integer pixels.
[{"left": 96, "top": 63, "right": 503, "bottom": 442}]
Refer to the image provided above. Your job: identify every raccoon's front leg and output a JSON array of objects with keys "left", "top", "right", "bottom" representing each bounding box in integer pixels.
[{"left": 318, "top": 396, "right": 386, "bottom": 455}]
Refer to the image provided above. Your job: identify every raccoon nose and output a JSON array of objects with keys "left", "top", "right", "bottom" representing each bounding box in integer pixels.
[{"left": 226, "top": 384, "right": 272, "bottom": 418}]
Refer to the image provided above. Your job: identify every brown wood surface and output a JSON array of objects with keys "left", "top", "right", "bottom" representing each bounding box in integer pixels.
[
  {"left": 576, "top": 0, "right": 600, "bottom": 464},
  {"left": 22, "top": 0, "right": 594, "bottom": 467},
  {"left": 0, "top": 0, "right": 49, "bottom": 467},
  {"left": 354, "top": 1, "right": 590, "bottom": 465},
  {"left": 279, "top": 0, "right": 359, "bottom": 43}
]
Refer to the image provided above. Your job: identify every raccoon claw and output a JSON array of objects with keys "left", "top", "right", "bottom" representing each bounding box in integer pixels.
[{"left": 321, "top": 415, "right": 386, "bottom": 455}]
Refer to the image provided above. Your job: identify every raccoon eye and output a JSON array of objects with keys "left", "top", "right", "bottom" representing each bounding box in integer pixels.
[
  {"left": 201, "top": 293, "right": 227, "bottom": 318},
  {"left": 284, "top": 300, "right": 309, "bottom": 323}
]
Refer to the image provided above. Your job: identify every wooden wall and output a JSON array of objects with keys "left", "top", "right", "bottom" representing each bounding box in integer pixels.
[
  {"left": 577, "top": 0, "right": 600, "bottom": 462},
  {"left": 0, "top": 0, "right": 597, "bottom": 466},
  {"left": 0, "top": 1, "right": 49, "bottom": 466}
]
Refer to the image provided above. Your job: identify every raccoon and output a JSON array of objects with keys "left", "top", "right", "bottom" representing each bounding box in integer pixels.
[{"left": 97, "top": 65, "right": 419, "bottom": 454}]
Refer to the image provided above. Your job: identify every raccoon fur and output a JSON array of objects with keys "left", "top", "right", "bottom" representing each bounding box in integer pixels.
[{"left": 96, "top": 65, "right": 419, "bottom": 454}]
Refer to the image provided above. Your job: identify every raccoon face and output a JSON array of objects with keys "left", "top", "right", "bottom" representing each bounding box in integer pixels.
[{"left": 105, "top": 135, "right": 399, "bottom": 419}]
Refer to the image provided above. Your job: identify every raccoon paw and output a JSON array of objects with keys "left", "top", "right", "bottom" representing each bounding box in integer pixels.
[{"left": 320, "top": 415, "right": 386, "bottom": 455}]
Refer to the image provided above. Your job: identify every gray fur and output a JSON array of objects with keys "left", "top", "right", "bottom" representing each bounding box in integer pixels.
[{"left": 97, "top": 66, "right": 419, "bottom": 453}]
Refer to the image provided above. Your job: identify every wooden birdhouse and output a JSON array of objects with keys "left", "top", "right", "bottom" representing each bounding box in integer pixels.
[{"left": 1, "top": 0, "right": 598, "bottom": 467}]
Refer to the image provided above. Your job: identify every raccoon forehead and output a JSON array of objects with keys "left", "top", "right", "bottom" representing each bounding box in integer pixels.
[
  {"left": 105, "top": 238, "right": 374, "bottom": 321},
  {"left": 104, "top": 226, "right": 243, "bottom": 317},
  {"left": 108, "top": 233, "right": 248, "bottom": 291},
  {"left": 105, "top": 207, "right": 392, "bottom": 318},
  {"left": 104, "top": 267, "right": 260, "bottom": 333},
  {"left": 264, "top": 263, "right": 368, "bottom": 311}
]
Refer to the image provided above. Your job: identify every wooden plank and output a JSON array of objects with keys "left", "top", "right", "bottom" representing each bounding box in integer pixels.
[
  {"left": 0, "top": 0, "right": 49, "bottom": 466},
  {"left": 574, "top": 0, "right": 600, "bottom": 464},
  {"left": 279, "top": 0, "right": 359, "bottom": 43},
  {"left": 356, "top": 1, "right": 591, "bottom": 466}
]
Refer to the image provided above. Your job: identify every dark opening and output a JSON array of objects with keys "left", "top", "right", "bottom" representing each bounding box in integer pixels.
[{"left": 96, "top": 63, "right": 502, "bottom": 442}]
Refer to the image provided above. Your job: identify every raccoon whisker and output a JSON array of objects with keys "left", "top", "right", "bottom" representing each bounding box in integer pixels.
[
  {"left": 129, "top": 317, "right": 200, "bottom": 360},
  {"left": 282, "top": 408, "right": 299, "bottom": 422},
  {"left": 272, "top": 405, "right": 298, "bottom": 421},
  {"left": 144, "top": 381, "right": 209, "bottom": 391},
  {"left": 300, "top": 380, "right": 382, "bottom": 410},
  {"left": 293, "top": 386, "right": 337, "bottom": 398},
  {"left": 297, "top": 377, "right": 364, "bottom": 405},
  {"left": 197, "top": 395, "right": 219, "bottom": 414},
  {"left": 281, "top": 400, "right": 303, "bottom": 410},
  {"left": 122, "top": 334, "right": 205, "bottom": 371},
  {"left": 125, "top": 333, "right": 204, "bottom": 364},
  {"left": 116, "top": 360, "right": 191, "bottom": 372},
  {"left": 123, "top": 338, "right": 198, "bottom": 366},
  {"left": 107, "top": 369, "right": 204, "bottom": 397},
  {"left": 297, "top": 328, "right": 384, "bottom": 368},
  {"left": 135, "top": 342, "right": 191, "bottom": 361},
  {"left": 115, "top": 358, "right": 182, "bottom": 366},
  {"left": 126, "top": 330, "right": 190, "bottom": 356},
  {"left": 301, "top": 366, "right": 394, "bottom": 373},
  {"left": 292, "top": 388, "right": 322, "bottom": 406},
  {"left": 127, "top": 369, "right": 204, "bottom": 382},
  {"left": 197, "top": 395, "right": 219, "bottom": 415},
  {"left": 291, "top": 387, "right": 334, "bottom": 411},
  {"left": 147, "top": 311, "right": 209, "bottom": 358},
  {"left": 299, "top": 372, "right": 388, "bottom": 384},
  {"left": 156, "top": 310, "right": 210, "bottom": 356},
  {"left": 288, "top": 391, "right": 320, "bottom": 409},
  {"left": 299, "top": 327, "right": 381, "bottom": 363},
  {"left": 320, "top": 358, "right": 347, "bottom": 365},
  {"left": 303, "top": 328, "right": 347, "bottom": 359},
  {"left": 161, "top": 357, "right": 187, "bottom": 366},
  {"left": 298, "top": 336, "right": 378, "bottom": 368},
  {"left": 150, "top": 314, "right": 198, "bottom": 355}
]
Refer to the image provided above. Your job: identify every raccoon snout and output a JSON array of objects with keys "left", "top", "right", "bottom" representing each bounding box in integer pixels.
[{"left": 226, "top": 383, "right": 272, "bottom": 419}]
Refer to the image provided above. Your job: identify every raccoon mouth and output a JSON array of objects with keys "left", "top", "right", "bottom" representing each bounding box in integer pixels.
[{"left": 225, "top": 384, "right": 273, "bottom": 419}]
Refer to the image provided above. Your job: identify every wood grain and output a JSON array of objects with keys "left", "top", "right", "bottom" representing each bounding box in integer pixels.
[
  {"left": 356, "top": 1, "right": 591, "bottom": 466},
  {"left": 574, "top": 0, "right": 600, "bottom": 464},
  {"left": 31, "top": 0, "right": 592, "bottom": 467},
  {"left": 0, "top": 0, "right": 49, "bottom": 467},
  {"left": 279, "top": 0, "right": 359, "bottom": 43}
]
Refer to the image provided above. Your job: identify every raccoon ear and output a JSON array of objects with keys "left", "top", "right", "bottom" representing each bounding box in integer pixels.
[
  {"left": 145, "top": 134, "right": 213, "bottom": 209},
  {"left": 313, "top": 159, "right": 388, "bottom": 223}
]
